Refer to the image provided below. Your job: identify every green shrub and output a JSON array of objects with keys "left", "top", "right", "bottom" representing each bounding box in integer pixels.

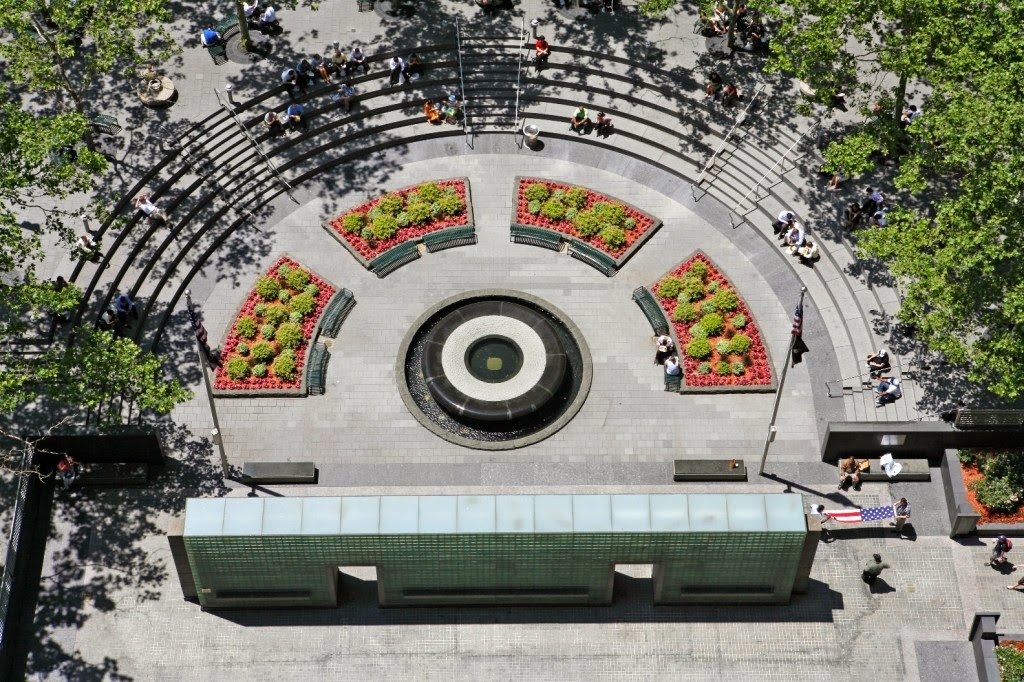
[
  {"left": 226, "top": 357, "right": 250, "bottom": 380},
  {"left": 360, "top": 227, "right": 375, "bottom": 243},
  {"left": 251, "top": 363, "right": 268, "bottom": 378},
  {"left": 996, "top": 646, "right": 1024, "bottom": 681},
  {"left": 715, "top": 361, "right": 731, "bottom": 375},
  {"left": 290, "top": 292, "right": 316, "bottom": 316},
  {"left": 405, "top": 201, "right": 432, "bottom": 225},
  {"left": 272, "top": 354, "right": 297, "bottom": 380},
  {"left": 377, "top": 193, "right": 405, "bottom": 216},
  {"left": 284, "top": 267, "right": 310, "bottom": 291},
  {"left": 442, "top": 184, "right": 457, "bottom": 196},
  {"left": 275, "top": 322, "right": 303, "bottom": 349},
  {"left": 406, "top": 191, "right": 420, "bottom": 204},
  {"left": 592, "top": 201, "right": 626, "bottom": 225},
  {"left": 524, "top": 182, "right": 550, "bottom": 202},
  {"left": 366, "top": 206, "right": 383, "bottom": 223},
  {"left": 303, "top": 284, "right": 319, "bottom": 297},
  {"left": 565, "top": 207, "right": 579, "bottom": 221},
  {"left": 714, "top": 287, "right": 739, "bottom": 312},
  {"left": 430, "top": 202, "right": 443, "bottom": 217},
  {"left": 235, "top": 316, "right": 257, "bottom": 339},
  {"left": 417, "top": 182, "right": 443, "bottom": 203},
  {"left": 253, "top": 303, "right": 267, "bottom": 317},
  {"left": 680, "top": 277, "right": 705, "bottom": 302},
  {"left": 260, "top": 323, "right": 276, "bottom": 340},
  {"left": 573, "top": 209, "right": 602, "bottom": 236},
  {"left": 656, "top": 277, "right": 684, "bottom": 300},
  {"left": 700, "top": 313, "right": 724, "bottom": 336},
  {"left": 396, "top": 212, "right": 411, "bottom": 227},
  {"left": 673, "top": 303, "right": 698, "bottom": 323},
  {"left": 731, "top": 361, "right": 745, "bottom": 376},
  {"left": 341, "top": 212, "right": 366, "bottom": 233},
  {"left": 256, "top": 276, "right": 281, "bottom": 301},
  {"left": 715, "top": 339, "right": 732, "bottom": 356},
  {"left": 686, "top": 337, "right": 712, "bottom": 359},
  {"left": 541, "top": 198, "right": 568, "bottom": 220},
  {"left": 280, "top": 348, "right": 296, "bottom": 361},
  {"left": 707, "top": 280, "right": 720, "bottom": 294},
  {"left": 688, "top": 261, "right": 708, "bottom": 281},
  {"left": 697, "top": 361, "right": 712, "bottom": 375},
  {"left": 969, "top": 477, "right": 1021, "bottom": 512},
  {"left": 958, "top": 449, "right": 977, "bottom": 465},
  {"left": 729, "top": 334, "right": 752, "bottom": 354},
  {"left": 624, "top": 218, "right": 637, "bottom": 231},
  {"left": 436, "top": 193, "right": 463, "bottom": 216},
  {"left": 731, "top": 313, "right": 748, "bottom": 329},
  {"left": 551, "top": 188, "right": 566, "bottom": 201},
  {"left": 565, "top": 186, "right": 588, "bottom": 208},
  {"left": 251, "top": 340, "right": 276, "bottom": 363},
  {"left": 700, "top": 300, "right": 718, "bottom": 314},
  {"left": 236, "top": 341, "right": 250, "bottom": 357},
  {"left": 600, "top": 225, "right": 627, "bottom": 249},
  {"left": 371, "top": 214, "right": 399, "bottom": 240},
  {"left": 278, "top": 290, "right": 291, "bottom": 304},
  {"left": 689, "top": 324, "right": 708, "bottom": 339},
  {"left": 265, "top": 303, "right": 289, "bottom": 325},
  {"left": 528, "top": 199, "right": 542, "bottom": 215},
  {"left": 289, "top": 311, "right": 304, "bottom": 324}
]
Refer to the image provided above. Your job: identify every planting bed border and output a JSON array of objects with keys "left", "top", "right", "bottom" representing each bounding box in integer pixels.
[
  {"left": 650, "top": 250, "right": 777, "bottom": 394},
  {"left": 212, "top": 254, "right": 346, "bottom": 398},
  {"left": 321, "top": 177, "right": 476, "bottom": 272},
  {"left": 509, "top": 176, "right": 663, "bottom": 273}
]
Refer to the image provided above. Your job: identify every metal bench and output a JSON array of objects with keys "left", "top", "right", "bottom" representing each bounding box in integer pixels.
[
  {"left": 306, "top": 342, "right": 329, "bottom": 395},
  {"left": 206, "top": 43, "right": 227, "bottom": 64},
  {"left": 632, "top": 286, "right": 670, "bottom": 337},
  {"left": 673, "top": 459, "right": 747, "bottom": 482},
  {"left": 216, "top": 15, "right": 240, "bottom": 39},
  {"left": 567, "top": 239, "right": 617, "bottom": 277},
  {"left": 510, "top": 224, "right": 564, "bottom": 251},
  {"left": 240, "top": 461, "right": 318, "bottom": 485},
  {"left": 664, "top": 372, "right": 681, "bottom": 392},
  {"left": 317, "top": 289, "right": 355, "bottom": 339},
  {"left": 90, "top": 115, "right": 122, "bottom": 136},
  {"left": 844, "top": 458, "right": 931, "bottom": 482},
  {"left": 423, "top": 226, "right": 477, "bottom": 252},
  {"left": 369, "top": 241, "right": 421, "bottom": 278}
]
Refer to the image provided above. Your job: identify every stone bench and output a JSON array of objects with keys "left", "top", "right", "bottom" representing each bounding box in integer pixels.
[
  {"left": 673, "top": 459, "right": 747, "bottom": 482},
  {"left": 78, "top": 463, "right": 149, "bottom": 486},
  {"left": 843, "top": 458, "right": 931, "bottom": 482},
  {"left": 240, "top": 462, "right": 318, "bottom": 485}
]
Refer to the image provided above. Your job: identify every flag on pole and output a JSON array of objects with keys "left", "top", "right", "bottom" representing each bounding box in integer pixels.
[
  {"left": 824, "top": 505, "right": 895, "bottom": 524},
  {"left": 791, "top": 299, "right": 808, "bottom": 366},
  {"left": 187, "top": 307, "right": 208, "bottom": 346},
  {"left": 791, "top": 301, "right": 803, "bottom": 336}
]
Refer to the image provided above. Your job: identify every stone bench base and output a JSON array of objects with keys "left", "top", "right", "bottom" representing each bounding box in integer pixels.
[
  {"left": 241, "top": 462, "right": 318, "bottom": 485},
  {"left": 673, "top": 459, "right": 747, "bottom": 482},
  {"left": 79, "top": 463, "right": 149, "bottom": 486},
  {"left": 843, "top": 458, "right": 931, "bottom": 482}
]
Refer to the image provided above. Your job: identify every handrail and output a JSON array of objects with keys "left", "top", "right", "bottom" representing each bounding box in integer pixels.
[
  {"left": 694, "top": 84, "right": 765, "bottom": 187},
  {"left": 514, "top": 16, "right": 526, "bottom": 144},
  {"left": 730, "top": 124, "right": 817, "bottom": 218},
  {"left": 454, "top": 17, "right": 471, "bottom": 149}
]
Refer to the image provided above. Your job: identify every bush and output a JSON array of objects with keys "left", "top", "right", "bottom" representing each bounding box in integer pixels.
[
  {"left": 686, "top": 337, "right": 712, "bottom": 359},
  {"left": 656, "top": 276, "right": 684, "bottom": 300},
  {"left": 277, "top": 262, "right": 293, "bottom": 277},
  {"left": 565, "top": 186, "right": 588, "bottom": 208},
  {"left": 278, "top": 290, "right": 291, "bottom": 304},
  {"left": 290, "top": 292, "right": 316, "bottom": 316},
  {"left": 260, "top": 323, "right": 276, "bottom": 340},
  {"left": 970, "top": 477, "right": 1021, "bottom": 512},
  {"left": 341, "top": 212, "right": 366, "bottom": 233},
  {"left": 714, "top": 287, "right": 739, "bottom": 312},
  {"left": 715, "top": 339, "right": 732, "bottom": 356},
  {"left": 377, "top": 194, "right": 405, "bottom": 216},
  {"left": 541, "top": 198, "right": 567, "bottom": 220},
  {"left": 573, "top": 209, "right": 602, "bottom": 236},
  {"left": 289, "top": 311, "right": 304, "bottom": 324},
  {"left": 235, "top": 316, "right": 257, "bottom": 339},
  {"left": 303, "top": 284, "right": 319, "bottom": 297},
  {"left": 700, "top": 313, "right": 724, "bottom": 336},
  {"left": 524, "top": 182, "right": 550, "bottom": 202},
  {"left": 729, "top": 333, "right": 752, "bottom": 354},
  {"left": 272, "top": 354, "right": 297, "bottom": 380},
  {"left": 680, "top": 277, "right": 704, "bottom": 302},
  {"left": 700, "top": 300, "right": 718, "bottom": 314},
  {"left": 996, "top": 646, "right": 1024, "bottom": 682},
  {"left": 253, "top": 303, "right": 267, "bottom": 317},
  {"left": 226, "top": 357, "right": 250, "bottom": 380},
  {"left": 251, "top": 363, "right": 268, "bottom": 378},
  {"left": 528, "top": 199, "right": 542, "bottom": 215},
  {"left": 406, "top": 191, "right": 420, "bottom": 204},
  {"left": 430, "top": 202, "right": 443, "bottom": 217},
  {"left": 715, "top": 361, "right": 731, "bottom": 375},
  {"left": 280, "top": 348, "right": 296, "bottom": 361},
  {"left": 275, "top": 321, "right": 303, "bottom": 349},
  {"left": 687, "top": 261, "right": 708, "bottom": 281},
  {"left": 592, "top": 201, "right": 626, "bottom": 225},
  {"left": 442, "top": 184, "right": 458, "bottom": 196},
  {"left": 731, "top": 313, "right": 747, "bottom": 329},
  {"left": 396, "top": 212, "right": 411, "bottom": 227},
  {"left": 405, "top": 201, "right": 432, "bottom": 225},
  {"left": 251, "top": 341, "right": 276, "bottom": 363},
  {"left": 566, "top": 207, "right": 579, "bottom": 221},
  {"left": 417, "top": 182, "right": 443, "bottom": 203},
  {"left": 600, "top": 225, "right": 627, "bottom": 249},
  {"left": 366, "top": 206, "right": 383, "bottom": 223},
  {"left": 707, "top": 280, "right": 720, "bottom": 294},
  {"left": 236, "top": 341, "right": 250, "bottom": 356},
  {"left": 284, "top": 267, "right": 310, "bottom": 291},
  {"left": 551, "top": 188, "right": 566, "bottom": 201},
  {"left": 265, "top": 303, "right": 289, "bottom": 325},
  {"left": 673, "top": 303, "right": 698, "bottom": 323},
  {"left": 436, "top": 193, "right": 463, "bottom": 216},
  {"left": 371, "top": 214, "right": 399, "bottom": 240},
  {"left": 361, "top": 227, "right": 375, "bottom": 243},
  {"left": 256, "top": 276, "right": 281, "bottom": 301},
  {"left": 689, "top": 324, "right": 708, "bottom": 339},
  {"left": 623, "top": 217, "right": 636, "bottom": 230},
  {"left": 731, "top": 361, "right": 745, "bottom": 376},
  {"left": 697, "top": 361, "right": 712, "bottom": 375}
]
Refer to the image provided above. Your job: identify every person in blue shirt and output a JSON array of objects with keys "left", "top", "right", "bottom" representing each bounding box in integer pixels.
[
  {"left": 200, "top": 28, "right": 222, "bottom": 47},
  {"left": 286, "top": 103, "right": 305, "bottom": 131},
  {"left": 115, "top": 293, "right": 138, "bottom": 325}
]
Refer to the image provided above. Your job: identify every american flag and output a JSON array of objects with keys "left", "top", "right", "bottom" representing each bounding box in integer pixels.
[
  {"left": 187, "top": 307, "right": 208, "bottom": 346},
  {"left": 824, "top": 504, "right": 895, "bottom": 524},
  {"left": 792, "top": 301, "right": 803, "bottom": 336}
]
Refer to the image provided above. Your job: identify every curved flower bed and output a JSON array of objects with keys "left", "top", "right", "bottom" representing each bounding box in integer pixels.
[
  {"left": 325, "top": 179, "right": 472, "bottom": 264},
  {"left": 214, "top": 256, "right": 336, "bottom": 394},
  {"left": 512, "top": 177, "right": 661, "bottom": 260},
  {"left": 652, "top": 252, "right": 774, "bottom": 391}
]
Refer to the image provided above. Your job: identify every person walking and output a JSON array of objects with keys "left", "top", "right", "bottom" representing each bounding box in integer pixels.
[
  {"left": 989, "top": 535, "right": 1013, "bottom": 567},
  {"left": 815, "top": 504, "right": 834, "bottom": 542},
  {"left": 534, "top": 36, "right": 551, "bottom": 71},
  {"left": 862, "top": 554, "right": 890, "bottom": 584},
  {"left": 891, "top": 497, "right": 910, "bottom": 533}
]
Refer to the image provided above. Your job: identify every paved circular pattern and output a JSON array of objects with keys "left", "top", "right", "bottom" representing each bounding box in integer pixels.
[{"left": 440, "top": 315, "right": 546, "bottom": 400}]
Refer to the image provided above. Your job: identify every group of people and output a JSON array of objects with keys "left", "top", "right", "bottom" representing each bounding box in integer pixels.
[
  {"left": 98, "top": 293, "right": 139, "bottom": 337},
  {"left": 423, "top": 95, "right": 462, "bottom": 125},
  {"left": 243, "top": 1, "right": 279, "bottom": 27},
  {"left": 261, "top": 102, "right": 308, "bottom": 134},
  {"left": 703, "top": 72, "right": 741, "bottom": 106},
  {"left": 569, "top": 105, "right": 613, "bottom": 137},
  {"left": 772, "top": 210, "right": 820, "bottom": 264},
  {"left": 844, "top": 187, "right": 888, "bottom": 230},
  {"left": 387, "top": 54, "right": 425, "bottom": 86},
  {"left": 653, "top": 335, "right": 682, "bottom": 378},
  {"left": 706, "top": 3, "right": 769, "bottom": 50}
]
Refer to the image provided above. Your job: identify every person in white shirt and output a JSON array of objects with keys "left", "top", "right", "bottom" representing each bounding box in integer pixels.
[
  {"left": 784, "top": 222, "right": 806, "bottom": 252},
  {"left": 134, "top": 192, "right": 168, "bottom": 222},
  {"left": 243, "top": 0, "right": 258, "bottom": 18},
  {"left": 389, "top": 56, "right": 408, "bottom": 85},
  {"left": 259, "top": 6, "right": 277, "bottom": 26},
  {"left": 875, "top": 377, "right": 902, "bottom": 406},
  {"left": 664, "top": 356, "right": 682, "bottom": 376}
]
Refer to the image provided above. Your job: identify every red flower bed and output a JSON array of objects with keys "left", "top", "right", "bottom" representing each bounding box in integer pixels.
[
  {"left": 653, "top": 253, "right": 773, "bottom": 387},
  {"left": 960, "top": 460, "right": 1024, "bottom": 525},
  {"left": 327, "top": 179, "right": 469, "bottom": 260},
  {"left": 514, "top": 178, "right": 656, "bottom": 258},
  {"left": 214, "top": 257, "right": 336, "bottom": 392}
]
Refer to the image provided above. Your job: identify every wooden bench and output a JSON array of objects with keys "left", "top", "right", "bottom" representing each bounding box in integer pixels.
[
  {"left": 842, "top": 458, "right": 931, "bottom": 482},
  {"left": 241, "top": 462, "right": 318, "bottom": 485},
  {"left": 423, "top": 226, "right": 477, "bottom": 252},
  {"left": 369, "top": 241, "right": 421, "bottom": 278},
  {"left": 317, "top": 289, "right": 355, "bottom": 339},
  {"left": 673, "top": 459, "right": 747, "bottom": 482},
  {"left": 567, "top": 239, "right": 617, "bottom": 277},
  {"left": 78, "top": 463, "right": 149, "bottom": 486},
  {"left": 510, "top": 224, "right": 564, "bottom": 251},
  {"left": 306, "top": 342, "right": 329, "bottom": 395},
  {"left": 632, "top": 286, "right": 670, "bottom": 337}
]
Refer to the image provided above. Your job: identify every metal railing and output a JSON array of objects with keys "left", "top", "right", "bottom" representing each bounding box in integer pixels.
[
  {"left": 513, "top": 17, "right": 526, "bottom": 144},
  {"left": 454, "top": 17, "right": 471, "bottom": 149},
  {"left": 730, "top": 125, "right": 817, "bottom": 222},
  {"left": 693, "top": 84, "right": 766, "bottom": 189},
  {"left": 0, "top": 451, "right": 32, "bottom": 652}
]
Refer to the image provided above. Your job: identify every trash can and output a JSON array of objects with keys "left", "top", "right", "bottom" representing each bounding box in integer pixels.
[{"left": 523, "top": 123, "right": 540, "bottom": 147}]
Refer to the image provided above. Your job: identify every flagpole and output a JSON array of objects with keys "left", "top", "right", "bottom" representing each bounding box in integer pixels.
[
  {"left": 759, "top": 286, "right": 807, "bottom": 476},
  {"left": 185, "top": 290, "right": 229, "bottom": 477}
]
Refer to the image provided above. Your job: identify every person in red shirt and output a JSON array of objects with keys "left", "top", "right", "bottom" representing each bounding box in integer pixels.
[{"left": 534, "top": 36, "right": 550, "bottom": 71}]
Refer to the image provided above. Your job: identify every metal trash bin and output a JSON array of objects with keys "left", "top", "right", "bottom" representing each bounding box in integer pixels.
[{"left": 523, "top": 123, "right": 540, "bottom": 147}]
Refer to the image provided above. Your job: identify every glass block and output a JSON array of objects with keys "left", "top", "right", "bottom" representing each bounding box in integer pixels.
[
  {"left": 687, "top": 495, "right": 729, "bottom": 532},
  {"left": 765, "top": 494, "right": 808, "bottom": 532},
  {"left": 262, "top": 498, "right": 303, "bottom": 535},
  {"left": 649, "top": 494, "right": 689, "bottom": 532},
  {"left": 379, "top": 496, "right": 419, "bottom": 534},
  {"left": 495, "top": 495, "right": 534, "bottom": 532},
  {"left": 300, "top": 497, "right": 342, "bottom": 535},
  {"left": 611, "top": 495, "right": 651, "bottom": 532},
  {"left": 534, "top": 495, "right": 573, "bottom": 533},
  {"left": 341, "top": 496, "right": 380, "bottom": 535},
  {"left": 572, "top": 495, "right": 611, "bottom": 533},
  {"left": 725, "top": 494, "right": 767, "bottom": 532},
  {"left": 457, "top": 496, "right": 495, "bottom": 534},
  {"left": 419, "top": 496, "right": 457, "bottom": 534},
  {"left": 184, "top": 498, "right": 226, "bottom": 536},
  {"left": 221, "top": 498, "right": 264, "bottom": 536}
]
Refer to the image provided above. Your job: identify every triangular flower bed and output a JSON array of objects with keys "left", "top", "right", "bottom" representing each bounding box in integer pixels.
[
  {"left": 651, "top": 252, "right": 776, "bottom": 392},
  {"left": 213, "top": 256, "right": 340, "bottom": 397}
]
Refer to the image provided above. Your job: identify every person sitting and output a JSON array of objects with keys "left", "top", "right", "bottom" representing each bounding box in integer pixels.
[
  {"left": 331, "top": 47, "right": 348, "bottom": 74},
  {"left": 406, "top": 53, "right": 424, "bottom": 80},
  {"left": 664, "top": 355, "right": 682, "bottom": 376},
  {"left": 711, "top": 2, "right": 729, "bottom": 34},
  {"left": 654, "top": 335, "right": 674, "bottom": 365},
  {"left": 838, "top": 456, "right": 861, "bottom": 490},
  {"left": 722, "top": 82, "right": 740, "bottom": 107},
  {"left": 594, "top": 111, "right": 613, "bottom": 138},
  {"left": 262, "top": 111, "right": 284, "bottom": 136},
  {"left": 281, "top": 67, "right": 305, "bottom": 92},
  {"left": 285, "top": 102, "right": 305, "bottom": 131},
  {"left": 337, "top": 82, "right": 356, "bottom": 113},
  {"left": 98, "top": 307, "right": 120, "bottom": 334},
  {"left": 134, "top": 192, "right": 168, "bottom": 223},
  {"left": 704, "top": 72, "right": 723, "bottom": 101},
  {"left": 114, "top": 293, "right": 138, "bottom": 325},
  {"left": 349, "top": 46, "right": 367, "bottom": 75},
  {"left": 869, "top": 209, "right": 888, "bottom": 227},
  {"left": 200, "top": 27, "right": 222, "bottom": 47},
  {"left": 797, "top": 240, "right": 820, "bottom": 263},
  {"left": 534, "top": 36, "right": 551, "bottom": 70},
  {"left": 773, "top": 210, "right": 796, "bottom": 236},
  {"left": 258, "top": 6, "right": 278, "bottom": 26},
  {"left": 744, "top": 21, "right": 768, "bottom": 50},
  {"left": 389, "top": 56, "right": 408, "bottom": 86},
  {"left": 423, "top": 99, "right": 441, "bottom": 124},
  {"left": 296, "top": 58, "right": 315, "bottom": 83},
  {"left": 784, "top": 222, "right": 806, "bottom": 252},
  {"left": 874, "top": 376, "right": 902, "bottom": 407},
  {"left": 313, "top": 54, "right": 333, "bottom": 83},
  {"left": 866, "top": 348, "right": 891, "bottom": 377},
  {"left": 569, "top": 105, "right": 590, "bottom": 134},
  {"left": 443, "top": 95, "right": 462, "bottom": 124},
  {"left": 57, "top": 455, "right": 80, "bottom": 489},
  {"left": 844, "top": 202, "right": 864, "bottom": 230},
  {"left": 243, "top": 0, "right": 259, "bottom": 18}
]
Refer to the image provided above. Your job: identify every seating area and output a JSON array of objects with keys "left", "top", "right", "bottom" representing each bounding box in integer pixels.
[
  {"left": 673, "top": 459, "right": 748, "bottom": 482},
  {"left": 567, "top": 239, "right": 617, "bottom": 277},
  {"left": 510, "top": 224, "right": 564, "bottom": 251},
  {"left": 423, "top": 226, "right": 477, "bottom": 252},
  {"left": 317, "top": 288, "right": 356, "bottom": 339},
  {"left": 306, "top": 342, "right": 329, "bottom": 395},
  {"left": 632, "top": 287, "right": 670, "bottom": 337},
  {"left": 369, "top": 240, "right": 421, "bottom": 278},
  {"left": 851, "top": 458, "right": 931, "bottom": 483},
  {"left": 240, "top": 461, "right": 317, "bottom": 485}
]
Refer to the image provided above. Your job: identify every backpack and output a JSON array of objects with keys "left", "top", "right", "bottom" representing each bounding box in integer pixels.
[{"left": 1007, "top": 539, "right": 1014, "bottom": 551}]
